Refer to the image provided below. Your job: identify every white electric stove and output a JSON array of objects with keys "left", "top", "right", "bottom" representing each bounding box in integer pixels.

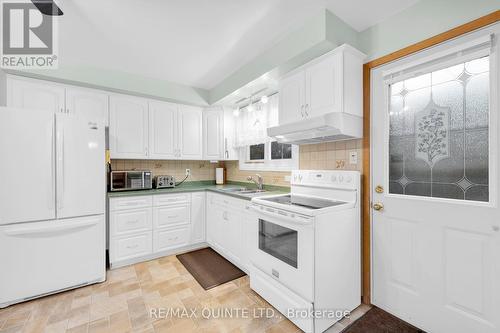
[{"left": 250, "top": 170, "right": 361, "bottom": 333}]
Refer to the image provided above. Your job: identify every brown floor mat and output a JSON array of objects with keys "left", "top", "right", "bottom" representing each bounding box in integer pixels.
[
  {"left": 343, "top": 307, "right": 426, "bottom": 333},
  {"left": 176, "top": 247, "right": 246, "bottom": 290}
]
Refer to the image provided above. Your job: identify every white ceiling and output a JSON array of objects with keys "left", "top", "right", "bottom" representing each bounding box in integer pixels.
[{"left": 57, "top": 0, "right": 419, "bottom": 91}]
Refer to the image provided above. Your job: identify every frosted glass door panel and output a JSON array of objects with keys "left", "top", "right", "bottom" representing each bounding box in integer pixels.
[{"left": 388, "top": 56, "right": 490, "bottom": 202}]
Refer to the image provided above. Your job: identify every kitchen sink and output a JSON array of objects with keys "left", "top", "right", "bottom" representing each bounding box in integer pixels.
[{"left": 219, "top": 188, "right": 266, "bottom": 194}]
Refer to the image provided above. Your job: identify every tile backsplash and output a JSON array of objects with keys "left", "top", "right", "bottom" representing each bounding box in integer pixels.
[
  {"left": 227, "top": 139, "right": 363, "bottom": 186},
  {"left": 110, "top": 159, "right": 219, "bottom": 181},
  {"left": 111, "top": 139, "right": 363, "bottom": 187}
]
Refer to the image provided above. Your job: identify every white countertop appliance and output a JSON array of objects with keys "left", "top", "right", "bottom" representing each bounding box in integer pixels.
[
  {"left": 250, "top": 170, "right": 361, "bottom": 333},
  {"left": 0, "top": 107, "right": 106, "bottom": 308}
]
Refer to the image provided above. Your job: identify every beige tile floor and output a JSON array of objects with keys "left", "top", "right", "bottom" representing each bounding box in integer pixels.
[{"left": 0, "top": 255, "right": 370, "bottom": 333}]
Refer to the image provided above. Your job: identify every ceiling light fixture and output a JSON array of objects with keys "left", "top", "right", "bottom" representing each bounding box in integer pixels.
[{"left": 233, "top": 107, "right": 240, "bottom": 117}]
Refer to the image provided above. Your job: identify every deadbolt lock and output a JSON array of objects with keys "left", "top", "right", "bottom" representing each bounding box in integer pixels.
[{"left": 375, "top": 185, "right": 384, "bottom": 193}]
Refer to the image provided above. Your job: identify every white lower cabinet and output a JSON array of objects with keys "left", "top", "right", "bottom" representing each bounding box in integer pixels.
[
  {"left": 206, "top": 192, "right": 250, "bottom": 272},
  {"left": 154, "top": 226, "right": 190, "bottom": 252},
  {"left": 191, "top": 192, "right": 206, "bottom": 244},
  {"left": 111, "top": 207, "right": 152, "bottom": 236},
  {"left": 109, "top": 192, "right": 204, "bottom": 268},
  {"left": 113, "top": 232, "right": 153, "bottom": 263},
  {"left": 109, "top": 191, "right": 251, "bottom": 270}
]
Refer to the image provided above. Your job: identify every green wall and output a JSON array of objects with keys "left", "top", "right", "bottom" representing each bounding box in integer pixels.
[
  {"left": 6, "top": 1, "right": 499, "bottom": 105},
  {"left": 359, "top": 0, "right": 500, "bottom": 61}
]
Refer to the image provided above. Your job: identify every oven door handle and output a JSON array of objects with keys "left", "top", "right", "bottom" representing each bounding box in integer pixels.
[{"left": 250, "top": 205, "right": 312, "bottom": 225}]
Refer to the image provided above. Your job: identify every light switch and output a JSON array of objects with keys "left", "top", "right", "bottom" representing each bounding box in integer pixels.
[{"left": 349, "top": 151, "right": 358, "bottom": 164}]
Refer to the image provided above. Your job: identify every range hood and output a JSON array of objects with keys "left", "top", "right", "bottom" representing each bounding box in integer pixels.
[{"left": 267, "top": 112, "right": 363, "bottom": 145}]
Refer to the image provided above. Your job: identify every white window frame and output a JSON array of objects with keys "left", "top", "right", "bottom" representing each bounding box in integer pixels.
[{"left": 239, "top": 141, "right": 299, "bottom": 171}]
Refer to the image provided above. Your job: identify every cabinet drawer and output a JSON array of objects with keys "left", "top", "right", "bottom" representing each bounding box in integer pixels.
[
  {"left": 112, "top": 232, "right": 152, "bottom": 262},
  {"left": 153, "top": 227, "right": 190, "bottom": 252},
  {"left": 110, "top": 196, "right": 152, "bottom": 211},
  {"left": 208, "top": 193, "right": 246, "bottom": 211},
  {"left": 153, "top": 194, "right": 190, "bottom": 206},
  {"left": 153, "top": 204, "right": 190, "bottom": 229},
  {"left": 111, "top": 208, "right": 152, "bottom": 237}
]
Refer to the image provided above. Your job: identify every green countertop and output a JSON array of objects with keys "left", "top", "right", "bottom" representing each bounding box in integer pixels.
[{"left": 107, "top": 181, "right": 289, "bottom": 201}]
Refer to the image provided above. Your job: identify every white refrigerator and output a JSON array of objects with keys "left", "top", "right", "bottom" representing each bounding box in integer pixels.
[{"left": 0, "top": 107, "right": 106, "bottom": 308}]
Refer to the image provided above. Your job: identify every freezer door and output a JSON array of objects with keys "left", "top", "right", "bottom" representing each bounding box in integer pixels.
[
  {"left": 0, "top": 107, "right": 56, "bottom": 225},
  {"left": 0, "top": 215, "right": 105, "bottom": 307},
  {"left": 56, "top": 114, "right": 105, "bottom": 219}
]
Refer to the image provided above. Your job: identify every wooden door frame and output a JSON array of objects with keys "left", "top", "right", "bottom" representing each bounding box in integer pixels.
[{"left": 361, "top": 10, "right": 500, "bottom": 304}]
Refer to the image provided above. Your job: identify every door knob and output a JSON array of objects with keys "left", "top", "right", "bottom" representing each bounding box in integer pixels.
[{"left": 372, "top": 203, "right": 384, "bottom": 211}]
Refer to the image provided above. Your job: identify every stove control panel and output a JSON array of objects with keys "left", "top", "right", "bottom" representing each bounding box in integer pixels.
[{"left": 291, "top": 170, "right": 359, "bottom": 189}]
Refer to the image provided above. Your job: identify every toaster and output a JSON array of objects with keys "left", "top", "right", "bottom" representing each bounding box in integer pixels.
[{"left": 154, "top": 175, "right": 175, "bottom": 188}]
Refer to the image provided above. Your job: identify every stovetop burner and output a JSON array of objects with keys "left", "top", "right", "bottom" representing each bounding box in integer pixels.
[{"left": 259, "top": 194, "right": 346, "bottom": 210}]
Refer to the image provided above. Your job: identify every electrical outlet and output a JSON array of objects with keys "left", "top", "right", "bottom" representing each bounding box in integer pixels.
[
  {"left": 185, "top": 169, "right": 191, "bottom": 176},
  {"left": 349, "top": 151, "right": 358, "bottom": 164}
]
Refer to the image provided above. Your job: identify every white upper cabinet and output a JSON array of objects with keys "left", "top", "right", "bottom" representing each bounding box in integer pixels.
[
  {"left": 203, "top": 108, "right": 224, "bottom": 160},
  {"left": 65, "top": 87, "right": 109, "bottom": 126},
  {"left": 7, "top": 76, "right": 65, "bottom": 114},
  {"left": 6, "top": 76, "right": 109, "bottom": 126},
  {"left": 305, "top": 53, "right": 341, "bottom": 118},
  {"left": 222, "top": 108, "right": 237, "bottom": 160},
  {"left": 278, "top": 71, "right": 305, "bottom": 124},
  {"left": 278, "top": 44, "right": 365, "bottom": 124},
  {"left": 109, "top": 95, "right": 149, "bottom": 159},
  {"left": 203, "top": 107, "right": 238, "bottom": 161},
  {"left": 149, "top": 101, "right": 178, "bottom": 159},
  {"left": 178, "top": 105, "right": 203, "bottom": 160}
]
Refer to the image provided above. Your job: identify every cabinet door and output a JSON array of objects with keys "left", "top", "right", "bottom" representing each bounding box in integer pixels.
[
  {"left": 65, "top": 87, "right": 109, "bottom": 126},
  {"left": 190, "top": 192, "right": 206, "bottom": 244},
  {"left": 7, "top": 76, "right": 65, "bottom": 113},
  {"left": 205, "top": 194, "right": 220, "bottom": 247},
  {"left": 222, "top": 109, "right": 238, "bottom": 160},
  {"left": 109, "top": 95, "right": 149, "bottom": 159},
  {"left": 278, "top": 71, "right": 305, "bottom": 124},
  {"left": 203, "top": 108, "right": 223, "bottom": 160},
  {"left": 304, "top": 53, "right": 342, "bottom": 118},
  {"left": 149, "top": 101, "right": 178, "bottom": 159},
  {"left": 221, "top": 208, "right": 243, "bottom": 265},
  {"left": 178, "top": 105, "right": 203, "bottom": 160}
]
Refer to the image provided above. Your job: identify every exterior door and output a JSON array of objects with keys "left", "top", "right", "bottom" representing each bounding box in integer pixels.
[
  {"left": 149, "top": 101, "right": 178, "bottom": 159},
  {"left": 371, "top": 27, "right": 500, "bottom": 333},
  {"left": 109, "top": 95, "right": 149, "bottom": 159},
  {"left": 56, "top": 113, "right": 105, "bottom": 219},
  {"left": 178, "top": 105, "right": 203, "bottom": 160},
  {"left": 7, "top": 76, "right": 65, "bottom": 114},
  {"left": 65, "top": 87, "right": 109, "bottom": 126}
]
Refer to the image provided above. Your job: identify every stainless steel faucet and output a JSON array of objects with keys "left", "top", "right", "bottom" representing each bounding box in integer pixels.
[{"left": 247, "top": 174, "right": 263, "bottom": 190}]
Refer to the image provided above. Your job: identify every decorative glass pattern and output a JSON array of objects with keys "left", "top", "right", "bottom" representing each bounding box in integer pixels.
[{"left": 388, "top": 56, "right": 489, "bottom": 202}]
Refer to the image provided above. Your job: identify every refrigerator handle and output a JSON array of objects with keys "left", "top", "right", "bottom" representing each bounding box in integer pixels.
[
  {"left": 49, "top": 121, "right": 55, "bottom": 211},
  {"left": 56, "top": 125, "right": 65, "bottom": 211},
  {"left": 4, "top": 218, "right": 99, "bottom": 236}
]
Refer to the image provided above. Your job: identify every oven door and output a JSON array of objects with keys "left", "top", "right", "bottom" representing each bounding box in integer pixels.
[{"left": 250, "top": 205, "right": 314, "bottom": 301}]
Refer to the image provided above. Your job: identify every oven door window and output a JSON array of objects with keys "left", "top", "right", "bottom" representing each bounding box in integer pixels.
[{"left": 259, "top": 219, "right": 298, "bottom": 268}]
